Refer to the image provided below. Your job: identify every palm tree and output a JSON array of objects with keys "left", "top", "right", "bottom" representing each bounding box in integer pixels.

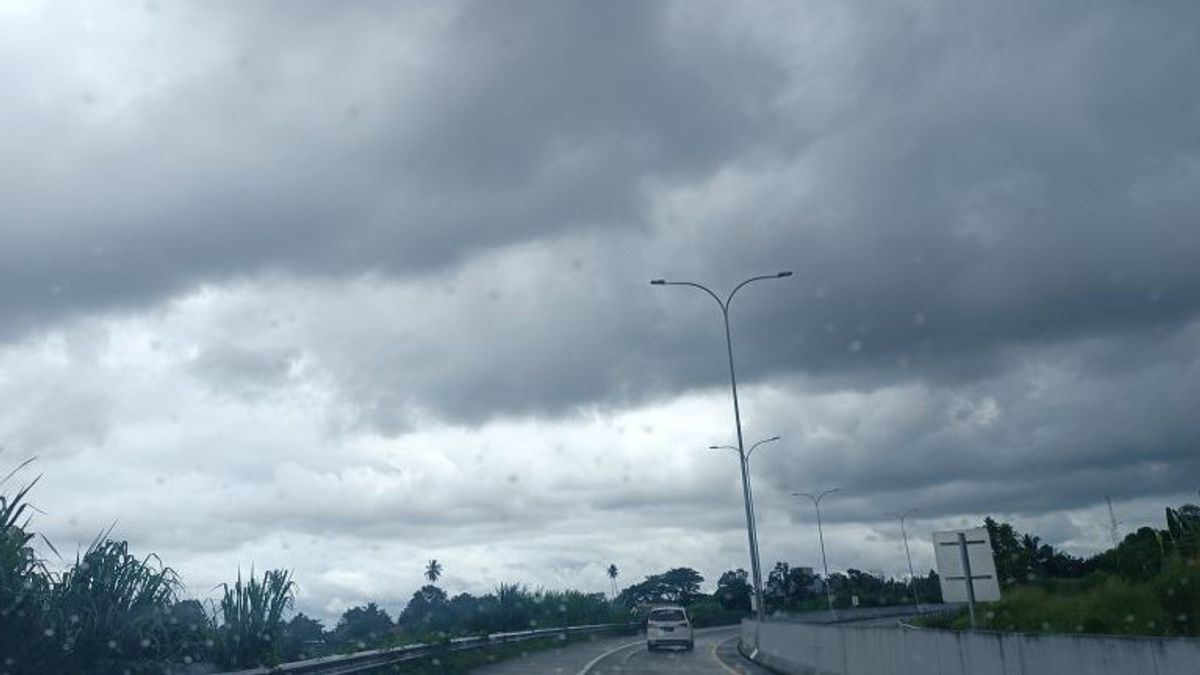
[
  {"left": 1020, "top": 534, "right": 1053, "bottom": 581},
  {"left": 606, "top": 564, "right": 619, "bottom": 599},
  {"left": 425, "top": 559, "right": 443, "bottom": 584}
]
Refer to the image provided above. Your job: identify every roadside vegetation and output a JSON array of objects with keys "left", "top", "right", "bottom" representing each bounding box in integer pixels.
[
  {"left": 917, "top": 500, "right": 1200, "bottom": 637},
  {"left": 29, "top": 456, "right": 1186, "bottom": 673}
]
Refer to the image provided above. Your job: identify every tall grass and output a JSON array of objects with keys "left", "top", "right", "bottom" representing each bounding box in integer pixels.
[
  {"left": 3, "top": 461, "right": 195, "bottom": 674},
  {"left": 215, "top": 568, "right": 296, "bottom": 669},
  {"left": 1, "top": 464, "right": 54, "bottom": 673},
  {"left": 920, "top": 562, "right": 1200, "bottom": 637},
  {"left": 49, "top": 537, "right": 183, "bottom": 673}
]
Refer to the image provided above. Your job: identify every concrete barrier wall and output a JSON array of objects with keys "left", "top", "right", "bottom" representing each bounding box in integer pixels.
[
  {"left": 741, "top": 619, "right": 1200, "bottom": 675},
  {"left": 770, "top": 604, "right": 961, "bottom": 625}
]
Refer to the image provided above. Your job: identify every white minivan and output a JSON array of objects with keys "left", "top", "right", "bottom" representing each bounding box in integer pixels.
[{"left": 645, "top": 606, "right": 694, "bottom": 651}]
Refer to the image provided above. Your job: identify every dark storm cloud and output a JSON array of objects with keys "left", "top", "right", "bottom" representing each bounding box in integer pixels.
[
  {"left": 0, "top": 0, "right": 784, "bottom": 340},
  {"left": 5, "top": 1, "right": 1197, "bottom": 414},
  {"left": 4, "top": 1, "right": 1200, "bottom": 597}
]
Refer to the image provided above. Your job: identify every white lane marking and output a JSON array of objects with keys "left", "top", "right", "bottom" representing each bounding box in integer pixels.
[{"left": 575, "top": 639, "right": 644, "bottom": 675}]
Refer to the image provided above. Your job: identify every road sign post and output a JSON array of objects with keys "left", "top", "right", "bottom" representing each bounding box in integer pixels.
[
  {"left": 957, "top": 532, "right": 978, "bottom": 629},
  {"left": 933, "top": 527, "right": 1000, "bottom": 631}
]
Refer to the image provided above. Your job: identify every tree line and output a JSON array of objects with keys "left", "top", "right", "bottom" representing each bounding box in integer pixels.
[{"left": 9, "top": 458, "right": 1197, "bottom": 672}]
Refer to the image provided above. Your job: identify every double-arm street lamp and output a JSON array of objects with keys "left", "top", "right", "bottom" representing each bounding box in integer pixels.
[
  {"left": 710, "top": 435, "right": 780, "bottom": 601},
  {"left": 651, "top": 271, "right": 793, "bottom": 622},
  {"left": 887, "top": 508, "right": 922, "bottom": 610},
  {"left": 792, "top": 487, "right": 840, "bottom": 617}
]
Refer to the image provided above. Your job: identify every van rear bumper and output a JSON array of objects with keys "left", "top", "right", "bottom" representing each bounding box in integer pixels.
[{"left": 647, "top": 637, "right": 693, "bottom": 649}]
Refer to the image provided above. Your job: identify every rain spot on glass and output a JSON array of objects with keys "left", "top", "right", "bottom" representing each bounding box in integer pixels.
[
  {"left": 507, "top": 474, "right": 519, "bottom": 484},
  {"left": 824, "top": 322, "right": 837, "bottom": 334},
  {"left": 848, "top": 340, "right": 863, "bottom": 354},
  {"left": 913, "top": 312, "right": 927, "bottom": 326},
  {"left": 813, "top": 286, "right": 828, "bottom": 300}
]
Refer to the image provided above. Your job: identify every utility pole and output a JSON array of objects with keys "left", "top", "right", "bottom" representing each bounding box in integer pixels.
[
  {"left": 1106, "top": 496, "right": 1121, "bottom": 549},
  {"left": 652, "top": 272, "right": 793, "bottom": 624}
]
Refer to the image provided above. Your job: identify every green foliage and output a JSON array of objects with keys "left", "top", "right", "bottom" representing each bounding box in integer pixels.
[
  {"left": 48, "top": 538, "right": 183, "bottom": 673},
  {"left": 3, "top": 463, "right": 205, "bottom": 674},
  {"left": 926, "top": 576, "right": 1168, "bottom": 635},
  {"left": 424, "top": 559, "right": 443, "bottom": 584},
  {"left": 398, "top": 583, "right": 450, "bottom": 636},
  {"left": 985, "top": 517, "right": 1086, "bottom": 586},
  {"left": 918, "top": 555, "right": 1200, "bottom": 637},
  {"left": 335, "top": 602, "right": 394, "bottom": 648},
  {"left": 616, "top": 567, "right": 704, "bottom": 608},
  {"left": 684, "top": 597, "right": 747, "bottom": 627},
  {"left": 827, "top": 568, "right": 921, "bottom": 609},
  {"left": 281, "top": 612, "right": 326, "bottom": 661},
  {"left": 390, "top": 582, "right": 621, "bottom": 647},
  {"left": 1, "top": 468, "right": 54, "bottom": 673},
  {"left": 715, "top": 568, "right": 752, "bottom": 611},
  {"left": 1154, "top": 555, "right": 1200, "bottom": 636},
  {"left": 214, "top": 568, "right": 296, "bottom": 669},
  {"left": 766, "top": 562, "right": 818, "bottom": 611}
]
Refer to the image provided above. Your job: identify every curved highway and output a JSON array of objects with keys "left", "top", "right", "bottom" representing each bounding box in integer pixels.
[{"left": 471, "top": 626, "right": 773, "bottom": 675}]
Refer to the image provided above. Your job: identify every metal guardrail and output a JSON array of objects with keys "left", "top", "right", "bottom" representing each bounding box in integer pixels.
[
  {"left": 215, "top": 622, "right": 639, "bottom": 675},
  {"left": 766, "top": 603, "right": 965, "bottom": 626}
]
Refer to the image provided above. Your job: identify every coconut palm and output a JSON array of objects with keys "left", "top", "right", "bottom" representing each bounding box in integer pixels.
[
  {"left": 606, "top": 564, "right": 619, "bottom": 599},
  {"left": 425, "top": 559, "right": 443, "bottom": 584},
  {"left": 1020, "top": 534, "right": 1054, "bottom": 580}
]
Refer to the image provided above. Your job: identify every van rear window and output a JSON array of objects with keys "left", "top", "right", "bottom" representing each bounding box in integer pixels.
[{"left": 649, "top": 609, "right": 686, "bottom": 622}]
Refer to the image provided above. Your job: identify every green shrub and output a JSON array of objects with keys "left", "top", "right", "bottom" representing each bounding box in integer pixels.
[
  {"left": 47, "top": 537, "right": 184, "bottom": 673},
  {"left": 1154, "top": 555, "right": 1200, "bottom": 636},
  {"left": 214, "top": 568, "right": 296, "bottom": 669},
  {"left": 686, "top": 598, "right": 747, "bottom": 627}
]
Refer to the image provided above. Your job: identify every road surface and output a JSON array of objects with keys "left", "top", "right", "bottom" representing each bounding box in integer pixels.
[{"left": 471, "top": 626, "right": 774, "bottom": 675}]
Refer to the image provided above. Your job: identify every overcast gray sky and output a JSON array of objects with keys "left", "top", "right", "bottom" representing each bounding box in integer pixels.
[{"left": 3, "top": 0, "right": 1199, "bottom": 623}]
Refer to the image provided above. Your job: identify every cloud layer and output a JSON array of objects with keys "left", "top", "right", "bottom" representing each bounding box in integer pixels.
[{"left": 3, "top": 0, "right": 1199, "bottom": 621}]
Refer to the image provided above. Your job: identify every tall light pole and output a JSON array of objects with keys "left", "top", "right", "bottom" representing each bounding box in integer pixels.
[
  {"left": 710, "top": 435, "right": 780, "bottom": 523},
  {"left": 793, "top": 488, "right": 840, "bottom": 617},
  {"left": 652, "top": 271, "right": 793, "bottom": 623},
  {"left": 710, "top": 435, "right": 780, "bottom": 607},
  {"left": 888, "top": 508, "right": 922, "bottom": 610}
]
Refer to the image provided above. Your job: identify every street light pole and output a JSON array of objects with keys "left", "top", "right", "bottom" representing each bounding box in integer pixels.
[
  {"left": 711, "top": 436, "right": 779, "bottom": 610},
  {"left": 653, "top": 271, "right": 792, "bottom": 624},
  {"left": 793, "top": 488, "right": 841, "bottom": 618},
  {"left": 889, "top": 508, "right": 922, "bottom": 610}
]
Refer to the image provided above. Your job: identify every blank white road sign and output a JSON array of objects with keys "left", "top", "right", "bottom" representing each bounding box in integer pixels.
[{"left": 933, "top": 527, "right": 1001, "bottom": 603}]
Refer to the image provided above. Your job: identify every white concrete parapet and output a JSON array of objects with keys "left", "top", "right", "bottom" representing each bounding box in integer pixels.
[{"left": 741, "top": 618, "right": 1200, "bottom": 675}]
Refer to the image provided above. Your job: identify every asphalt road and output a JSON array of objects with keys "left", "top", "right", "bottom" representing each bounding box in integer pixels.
[{"left": 471, "top": 626, "right": 774, "bottom": 675}]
